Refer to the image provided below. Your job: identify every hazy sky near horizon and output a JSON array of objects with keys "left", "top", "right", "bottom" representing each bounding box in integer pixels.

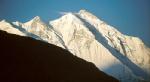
[{"left": 0, "top": 0, "right": 150, "bottom": 46}]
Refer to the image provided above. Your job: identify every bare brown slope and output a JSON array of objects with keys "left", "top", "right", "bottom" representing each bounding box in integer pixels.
[{"left": 0, "top": 30, "right": 119, "bottom": 82}]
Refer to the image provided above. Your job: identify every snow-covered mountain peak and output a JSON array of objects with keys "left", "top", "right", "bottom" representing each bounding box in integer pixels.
[
  {"left": 51, "top": 12, "right": 84, "bottom": 25},
  {"left": 50, "top": 12, "right": 96, "bottom": 46},
  {"left": 79, "top": 9, "right": 87, "bottom": 13},
  {"left": 50, "top": 10, "right": 150, "bottom": 82},
  {"left": 0, "top": 20, "right": 25, "bottom": 36},
  {"left": 30, "top": 16, "right": 41, "bottom": 22},
  {"left": 0, "top": 9, "right": 150, "bottom": 82},
  {"left": 12, "top": 16, "right": 66, "bottom": 48},
  {"left": 78, "top": 10, "right": 150, "bottom": 72},
  {"left": 78, "top": 9, "right": 119, "bottom": 33},
  {"left": 12, "top": 16, "right": 45, "bottom": 35},
  {"left": 33, "top": 16, "right": 40, "bottom": 20},
  {"left": 79, "top": 9, "right": 97, "bottom": 18},
  {"left": 78, "top": 9, "right": 103, "bottom": 23},
  {"left": 23, "top": 16, "right": 43, "bottom": 26}
]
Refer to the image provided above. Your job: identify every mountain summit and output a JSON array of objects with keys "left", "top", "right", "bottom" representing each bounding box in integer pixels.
[{"left": 0, "top": 10, "right": 150, "bottom": 82}]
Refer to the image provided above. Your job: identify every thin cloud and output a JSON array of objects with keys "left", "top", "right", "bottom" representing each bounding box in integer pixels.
[{"left": 59, "top": 12, "right": 71, "bottom": 15}]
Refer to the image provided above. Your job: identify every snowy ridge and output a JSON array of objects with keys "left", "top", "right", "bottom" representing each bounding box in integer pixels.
[
  {"left": 0, "top": 20, "right": 25, "bottom": 36},
  {"left": 78, "top": 10, "right": 150, "bottom": 76},
  {"left": 0, "top": 10, "right": 150, "bottom": 82},
  {"left": 13, "top": 16, "right": 65, "bottom": 48}
]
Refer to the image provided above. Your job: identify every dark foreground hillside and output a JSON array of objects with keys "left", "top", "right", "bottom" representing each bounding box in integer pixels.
[{"left": 0, "top": 30, "right": 119, "bottom": 82}]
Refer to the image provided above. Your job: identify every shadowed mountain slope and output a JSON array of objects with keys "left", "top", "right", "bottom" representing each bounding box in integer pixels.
[{"left": 0, "top": 30, "right": 119, "bottom": 82}]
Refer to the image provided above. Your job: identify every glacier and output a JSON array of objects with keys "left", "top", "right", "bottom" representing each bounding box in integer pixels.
[{"left": 0, "top": 10, "right": 150, "bottom": 82}]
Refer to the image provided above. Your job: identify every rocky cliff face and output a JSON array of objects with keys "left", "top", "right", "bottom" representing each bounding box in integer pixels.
[{"left": 0, "top": 10, "right": 150, "bottom": 82}]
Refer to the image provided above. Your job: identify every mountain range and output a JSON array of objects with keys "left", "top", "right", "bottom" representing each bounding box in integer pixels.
[{"left": 0, "top": 9, "right": 150, "bottom": 82}]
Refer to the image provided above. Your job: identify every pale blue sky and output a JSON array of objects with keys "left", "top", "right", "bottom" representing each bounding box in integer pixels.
[{"left": 0, "top": 0, "right": 150, "bottom": 46}]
